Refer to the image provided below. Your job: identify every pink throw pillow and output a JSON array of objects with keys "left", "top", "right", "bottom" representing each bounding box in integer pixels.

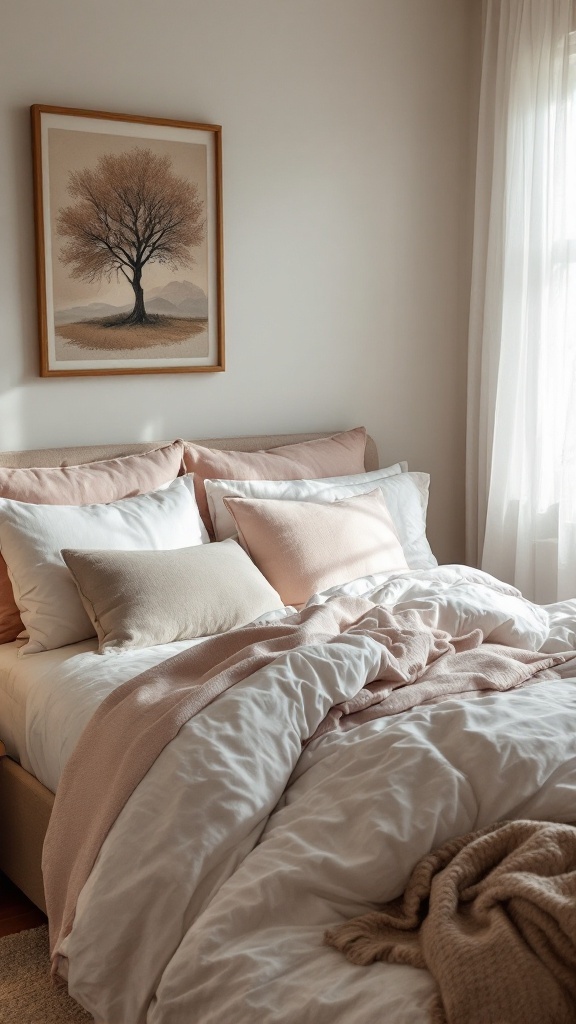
[
  {"left": 184, "top": 427, "right": 368, "bottom": 536},
  {"left": 0, "top": 440, "right": 184, "bottom": 644},
  {"left": 223, "top": 488, "right": 408, "bottom": 607}
]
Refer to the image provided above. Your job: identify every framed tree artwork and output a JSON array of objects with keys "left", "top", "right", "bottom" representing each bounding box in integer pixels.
[{"left": 31, "top": 105, "right": 224, "bottom": 376}]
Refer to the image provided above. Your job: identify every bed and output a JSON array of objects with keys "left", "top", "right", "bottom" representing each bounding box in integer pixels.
[
  {"left": 0, "top": 429, "right": 378, "bottom": 913},
  {"left": 0, "top": 427, "right": 575, "bottom": 1024}
]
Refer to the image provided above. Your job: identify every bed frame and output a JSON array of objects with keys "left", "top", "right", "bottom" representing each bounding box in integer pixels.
[{"left": 0, "top": 431, "right": 378, "bottom": 912}]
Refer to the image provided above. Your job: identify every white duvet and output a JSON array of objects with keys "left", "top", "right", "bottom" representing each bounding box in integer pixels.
[{"left": 44, "top": 566, "right": 576, "bottom": 1024}]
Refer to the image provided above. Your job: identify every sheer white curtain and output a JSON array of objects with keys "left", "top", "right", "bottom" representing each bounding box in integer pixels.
[{"left": 467, "top": 0, "right": 576, "bottom": 603}]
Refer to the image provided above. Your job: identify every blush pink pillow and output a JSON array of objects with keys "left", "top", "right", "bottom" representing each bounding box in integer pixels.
[
  {"left": 183, "top": 427, "right": 368, "bottom": 537},
  {"left": 0, "top": 440, "right": 184, "bottom": 644},
  {"left": 223, "top": 488, "right": 409, "bottom": 607}
]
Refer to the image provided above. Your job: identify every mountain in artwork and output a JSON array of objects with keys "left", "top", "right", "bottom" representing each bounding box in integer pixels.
[{"left": 55, "top": 280, "right": 208, "bottom": 326}]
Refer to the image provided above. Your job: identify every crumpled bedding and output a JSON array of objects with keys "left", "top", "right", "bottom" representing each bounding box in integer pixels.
[
  {"left": 45, "top": 594, "right": 564, "bottom": 967},
  {"left": 43, "top": 565, "right": 576, "bottom": 1024}
]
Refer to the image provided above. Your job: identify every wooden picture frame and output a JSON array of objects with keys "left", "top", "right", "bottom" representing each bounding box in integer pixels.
[{"left": 31, "top": 105, "right": 224, "bottom": 377}]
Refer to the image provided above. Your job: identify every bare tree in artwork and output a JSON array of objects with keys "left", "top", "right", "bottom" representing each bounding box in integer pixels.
[{"left": 57, "top": 147, "right": 205, "bottom": 326}]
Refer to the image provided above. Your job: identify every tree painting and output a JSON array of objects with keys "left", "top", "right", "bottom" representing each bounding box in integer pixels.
[
  {"left": 56, "top": 147, "right": 205, "bottom": 330},
  {"left": 32, "top": 106, "right": 223, "bottom": 374}
]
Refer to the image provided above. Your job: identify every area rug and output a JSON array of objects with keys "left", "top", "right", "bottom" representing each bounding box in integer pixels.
[{"left": 0, "top": 925, "right": 92, "bottom": 1023}]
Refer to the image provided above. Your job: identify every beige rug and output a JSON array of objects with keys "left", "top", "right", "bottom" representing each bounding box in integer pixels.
[{"left": 0, "top": 926, "right": 92, "bottom": 1023}]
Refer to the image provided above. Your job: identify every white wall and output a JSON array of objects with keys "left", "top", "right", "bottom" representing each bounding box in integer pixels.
[{"left": 0, "top": 0, "right": 479, "bottom": 563}]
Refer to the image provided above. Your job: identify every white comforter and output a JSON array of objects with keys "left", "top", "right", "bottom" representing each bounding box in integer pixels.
[{"left": 48, "top": 566, "right": 576, "bottom": 1024}]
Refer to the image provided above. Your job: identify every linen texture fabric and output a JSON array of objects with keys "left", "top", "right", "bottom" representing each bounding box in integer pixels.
[
  {"left": 208, "top": 469, "right": 435, "bottom": 570},
  {"left": 31, "top": 563, "right": 576, "bottom": 1023},
  {"left": 183, "top": 427, "right": 368, "bottom": 535},
  {"left": 0, "top": 477, "right": 207, "bottom": 655},
  {"left": 205, "top": 462, "right": 407, "bottom": 543},
  {"left": 0, "top": 441, "right": 185, "bottom": 644},
  {"left": 62, "top": 539, "right": 284, "bottom": 654},
  {"left": 223, "top": 489, "right": 409, "bottom": 606}
]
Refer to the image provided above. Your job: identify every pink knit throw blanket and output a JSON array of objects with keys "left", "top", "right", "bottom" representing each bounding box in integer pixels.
[
  {"left": 325, "top": 819, "right": 576, "bottom": 1024},
  {"left": 42, "top": 596, "right": 563, "bottom": 965}
]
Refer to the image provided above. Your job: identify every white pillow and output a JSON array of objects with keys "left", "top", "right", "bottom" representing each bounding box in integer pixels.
[
  {"left": 204, "top": 469, "right": 436, "bottom": 571},
  {"left": 205, "top": 463, "right": 407, "bottom": 543},
  {"left": 0, "top": 477, "right": 208, "bottom": 655}
]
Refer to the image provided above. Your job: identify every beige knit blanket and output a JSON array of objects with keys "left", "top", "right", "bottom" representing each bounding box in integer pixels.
[
  {"left": 42, "top": 595, "right": 563, "bottom": 969},
  {"left": 325, "top": 819, "right": 576, "bottom": 1024}
]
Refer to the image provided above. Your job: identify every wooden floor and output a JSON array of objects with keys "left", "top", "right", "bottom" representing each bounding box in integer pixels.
[{"left": 0, "top": 872, "right": 46, "bottom": 937}]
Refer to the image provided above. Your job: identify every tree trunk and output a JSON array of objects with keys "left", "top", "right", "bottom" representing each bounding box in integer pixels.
[{"left": 123, "top": 268, "right": 149, "bottom": 324}]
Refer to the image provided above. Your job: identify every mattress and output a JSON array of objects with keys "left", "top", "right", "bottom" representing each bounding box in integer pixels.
[
  {"left": 0, "top": 636, "right": 205, "bottom": 792},
  {"left": 0, "top": 639, "right": 78, "bottom": 776},
  {"left": 0, "top": 599, "right": 293, "bottom": 794}
]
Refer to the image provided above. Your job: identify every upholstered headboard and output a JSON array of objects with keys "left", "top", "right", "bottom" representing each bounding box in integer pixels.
[{"left": 0, "top": 431, "right": 379, "bottom": 471}]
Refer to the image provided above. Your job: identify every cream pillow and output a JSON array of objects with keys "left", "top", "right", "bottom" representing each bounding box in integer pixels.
[
  {"left": 62, "top": 539, "right": 284, "bottom": 654},
  {"left": 223, "top": 489, "right": 409, "bottom": 607},
  {"left": 207, "top": 469, "right": 436, "bottom": 570},
  {"left": 0, "top": 477, "right": 208, "bottom": 655}
]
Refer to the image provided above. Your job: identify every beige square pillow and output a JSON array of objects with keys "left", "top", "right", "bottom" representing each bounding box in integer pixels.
[
  {"left": 223, "top": 489, "right": 409, "bottom": 606},
  {"left": 0, "top": 440, "right": 185, "bottom": 644},
  {"left": 62, "top": 539, "right": 284, "bottom": 653},
  {"left": 183, "top": 427, "right": 368, "bottom": 536}
]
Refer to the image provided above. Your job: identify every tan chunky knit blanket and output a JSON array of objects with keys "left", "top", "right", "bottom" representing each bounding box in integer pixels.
[{"left": 325, "top": 819, "right": 576, "bottom": 1024}]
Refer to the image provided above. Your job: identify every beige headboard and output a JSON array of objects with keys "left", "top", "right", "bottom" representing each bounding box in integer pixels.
[{"left": 0, "top": 431, "right": 379, "bottom": 471}]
